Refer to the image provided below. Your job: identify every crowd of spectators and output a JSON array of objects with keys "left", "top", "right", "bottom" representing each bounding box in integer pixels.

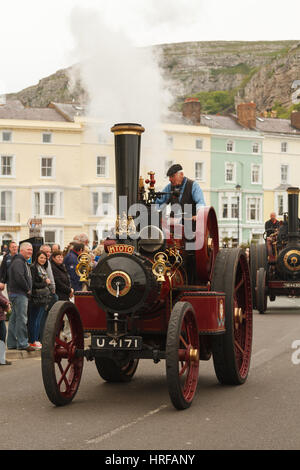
[{"left": 0, "top": 234, "right": 104, "bottom": 365}]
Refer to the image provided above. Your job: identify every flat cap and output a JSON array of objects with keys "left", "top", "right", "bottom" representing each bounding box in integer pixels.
[{"left": 167, "top": 163, "right": 183, "bottom": 177}]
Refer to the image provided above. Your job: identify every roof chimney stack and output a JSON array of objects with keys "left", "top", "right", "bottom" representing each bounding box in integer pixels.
[
  {"left": 182, "top": 98, "right": 201, "bottom": 125},
  {"left": 237, "top": 102, "right": 256, "bottom": 129},
  {"left": 291, "top": 111, "right": 300, "bottom": 130}
]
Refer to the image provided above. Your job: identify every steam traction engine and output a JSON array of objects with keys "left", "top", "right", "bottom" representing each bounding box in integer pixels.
[
  {"left": 41, "top": 123, "right": 253, "bottom": 410},
  {"left": 250, "top": 187, "right": 300, "bottom": 314}
]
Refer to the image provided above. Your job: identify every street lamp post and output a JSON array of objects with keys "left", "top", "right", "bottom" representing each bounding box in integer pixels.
[{"left": 235, "top": 184, "right": 241, "bottom": 246}]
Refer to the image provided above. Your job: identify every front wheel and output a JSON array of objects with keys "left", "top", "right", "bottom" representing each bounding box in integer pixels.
[
  {"left": 166, "top": 302, "right": 200, "bottom": 410},
  {"left": 41, "top": 301, "right": 84, "bottom": 406}
]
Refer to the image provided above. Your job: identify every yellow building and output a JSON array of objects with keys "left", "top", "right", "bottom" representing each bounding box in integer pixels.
[
  {"left": 256, "top": 114, "right": 300, "bottom": 221},
  {"left": 0, "top": 100, "right": 210, "bottom": 248}
]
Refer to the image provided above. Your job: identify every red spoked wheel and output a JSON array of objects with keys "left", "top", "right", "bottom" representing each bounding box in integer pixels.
[
  {"left": 41, "top": 301, "right": 84, "bottom": 406},
  {"left": 166, "top": 302, "right": 200, "bottom": 410},
  {"left": 211, "top": 248, "right": 253, "bottom": 385}
]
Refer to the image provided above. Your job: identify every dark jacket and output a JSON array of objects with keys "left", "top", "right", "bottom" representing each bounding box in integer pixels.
[
  {"left": 0, "top": 291, "right": 10, "bottom": 321},
  {"left": 30, "top": 263, "right": 49, "bottom": 291},
  {"left": 50, "top": 260, "right": 72, "bottom": 301},
  {"left": 0, "top": 252, "right": 15, "bottom": 284},
  {"left": 265, "top": 218, "right": 280, "bottom": 237},
  {"left": 64, "top": 250, "right": 82, "bottom": 292},
  {"left": 30, "top": 263, "right": 51, "bottom": 306},
  {"left": 7, "top": 254, "right": 32, "bottom": 296}
]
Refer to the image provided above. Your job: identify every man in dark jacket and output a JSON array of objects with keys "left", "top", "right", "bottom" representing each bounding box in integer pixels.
[
  {"left": 64, "top": 242, "right": 84, "bottom": 292},
  {"left": 6, "top": 242, "right": 34, "bottom": 351},
  {"left": 265, "top": 212, "right": 280, "bottom": 237},
  {"left": 0, "top": 241, "right": 18, "bottom": 291}
]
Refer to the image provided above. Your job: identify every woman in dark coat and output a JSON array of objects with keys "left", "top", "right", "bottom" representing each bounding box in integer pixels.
[
  {"left": 50, "top": 251, "right": 73, "bottom": 301},
  {"left": 28, "top": 251, "right": 51, "bottom": 348}
]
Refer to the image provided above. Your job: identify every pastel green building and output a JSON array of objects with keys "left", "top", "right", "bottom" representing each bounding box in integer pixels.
[{"left": 204, "top": 116, "right": 264, "bottom": 245}]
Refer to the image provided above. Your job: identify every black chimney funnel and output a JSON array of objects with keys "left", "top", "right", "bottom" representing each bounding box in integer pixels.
[
  {"left": 111, "top": 123, "right": 145, "bottom": 215},
  {"left": 287, "top": 187, "right": 300, "bottom": 242}
]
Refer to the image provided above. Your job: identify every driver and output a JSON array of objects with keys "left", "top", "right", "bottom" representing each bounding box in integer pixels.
[
  {"left": 156, "top": 164, "right": 205, "bottom": 284},
  {"left": 265, "top": 212, "right": 280, "bottom": 237},
  {"left": 155, "top": 163, "right": 205, "bottom": 221}
]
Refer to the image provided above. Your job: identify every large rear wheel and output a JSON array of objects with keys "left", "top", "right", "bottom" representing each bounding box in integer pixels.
[
  {"left": 166, "top": 302, "right": 200, "bottom": 410},
  {"left": 211, "top": 248, "right": 253, "bottom": 385},
  {"left": 41, "top": 301, "right": 84, "bottom": 406}
]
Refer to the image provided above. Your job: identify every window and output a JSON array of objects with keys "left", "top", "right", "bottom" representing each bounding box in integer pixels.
[
  {"left": 43, "top": 228, "right": 63, "bottom": 247},
  {"left": 231, "top": 197, "right": 239, "bottom": 219},
  {"left": 41, "top": 157, "right": 54, "bottom": 178},
  {"left": 33, "top": 190, "right": 63, "bottom": 217},
  {"left": 195, "top": 162, "right": 204, "bottom": 181},
  {"left": 44, "top": 192, "right": 56, "bottom": 216},
  {"left": 91, "top": 188, "right": 114, "bottom": 216},
  {"left": 102, "top": 192, "right": 113, "bottom": 215},
  {"left": 251, "top": 164, "right": 261, "bottom": 184},
  {"left": 44, "top": 230, "right": 56, "bottom": 245},
  {"left": 0, "top": 191, "right": 13, "bottom": 221},
  {"left": 220, "top": 195, "right": 239, "bottom": 219},
  {"left": 92, "top": 192, "right": 99, "bottom": 216},
  {"left": 246, "top": 197, "right": 261, "bottom": 222},
  {"left": 42, "top": 133, "right": 52, "bottom": 144},
  {"left": 226, "top": 140, "right": 234, "bottom": 152},
  {"left": 281, "top": 142, "right": 288, "bottom": 153},
  {"left": 221, "top": 197, "right": 229, "bottom": 218},
  {"left": 252, "top": 142, "right": 260, "bottom": 153},
  {"left": 0, "top": 155, "right": 14, "bottom": 176},
  {"left": 275, "top": 192, "right": 287, "bottom": 216},
  {"left": 225, "top": 162, "right": 236, "bottom": 183},
  {"left": 2, "top": 131, "right": 12, "bottom": 142},
  {"left": 277, "top": 195, "right": 284, "bottom": 216},
  {"left": 280, "top": 164, "right": 289, "bottom": 184},
  {"left": 195, "top": 139, "right": 203, "bottom": 150},
  {"left": 96, "top": 156, "right": 108, "bottom": 177}
]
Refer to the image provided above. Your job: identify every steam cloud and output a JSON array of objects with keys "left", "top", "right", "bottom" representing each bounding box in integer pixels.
[{"left": 68, "top": 1, "right": 201, "bottom": 178}]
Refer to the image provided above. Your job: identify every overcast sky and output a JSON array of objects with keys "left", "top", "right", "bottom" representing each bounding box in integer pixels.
[{"left": 1, "top": 0, "right": 300, "bottom": 94}]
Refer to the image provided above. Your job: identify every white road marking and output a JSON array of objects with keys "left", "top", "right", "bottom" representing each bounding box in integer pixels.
[
  {"left": 252, "top": 348, "right": 268, "bottom": 358},
  {"left": 86, "top": 404, "right": 168, "bottom": 445}
]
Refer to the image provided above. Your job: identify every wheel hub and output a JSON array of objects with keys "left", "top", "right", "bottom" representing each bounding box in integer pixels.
[
  {"left": 234, "top": 307, "right": 243, "bottom": 329},
  {"left": 189, "top": 348, "right": 199, "bottom": 363}
]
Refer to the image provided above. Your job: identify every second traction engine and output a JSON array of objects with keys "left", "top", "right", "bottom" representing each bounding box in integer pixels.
[{"left": 251, "top": 186, "right": 300, "bottom": 314}]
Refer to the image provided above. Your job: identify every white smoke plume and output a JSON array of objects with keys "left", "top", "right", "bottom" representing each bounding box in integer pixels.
[{"left": 68, "top": 1, "right": 202, "bottom": 178}]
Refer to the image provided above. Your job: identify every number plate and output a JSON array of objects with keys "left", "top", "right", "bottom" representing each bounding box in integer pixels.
[
  {"left": 91, "top": 335, "right": 142, "bottom": 350},
  {"left": 284, "top": 283, "right": 300, "bottom": 288}
]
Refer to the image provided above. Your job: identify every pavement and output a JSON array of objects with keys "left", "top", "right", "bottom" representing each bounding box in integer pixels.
[
  {"left": 6, "top": 347, "right": 41, "bottom": 360},
  {"left": 4, "top": 321, "right": 91, "bottom": 361}
]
